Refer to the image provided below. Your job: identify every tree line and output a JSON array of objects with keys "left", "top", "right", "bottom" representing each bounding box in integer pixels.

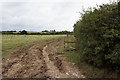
[{"left": 1, "top": 30, "right": 73, "bottom": 35}]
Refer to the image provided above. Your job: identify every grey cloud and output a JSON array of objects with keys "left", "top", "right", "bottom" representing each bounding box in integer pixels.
[{"left": 1, "top": 0, "right": 115, "bottom": 31}]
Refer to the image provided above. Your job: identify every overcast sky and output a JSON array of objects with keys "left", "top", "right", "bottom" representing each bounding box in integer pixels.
[{"left": 0, "top": 0, "right": 117, "bottom": 32}]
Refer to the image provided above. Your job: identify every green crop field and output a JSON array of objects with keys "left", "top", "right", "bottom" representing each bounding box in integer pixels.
[{"left": 2, "top": 35, "right": 65, "bottom": 57}]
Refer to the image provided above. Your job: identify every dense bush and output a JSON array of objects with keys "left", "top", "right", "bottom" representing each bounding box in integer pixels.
[{"left": 74, "top": 2, "right": 120, "bottom": 72}]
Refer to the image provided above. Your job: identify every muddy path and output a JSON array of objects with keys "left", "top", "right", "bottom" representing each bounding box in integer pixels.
[{"left": 2, "top": 38, "right": 85, "bottom": 78}]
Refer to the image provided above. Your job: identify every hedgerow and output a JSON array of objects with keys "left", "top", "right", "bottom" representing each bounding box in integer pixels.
[{"left": 74, "top": 2, "right": 120, "bottom": 72}]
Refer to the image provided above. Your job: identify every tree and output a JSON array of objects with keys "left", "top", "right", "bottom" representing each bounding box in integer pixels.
[
  {"left": 53, "top": 30, "right": 56, "bottom": 32},
  {"left": 20, "top": 30, "right": 27, "bottom": 35}
]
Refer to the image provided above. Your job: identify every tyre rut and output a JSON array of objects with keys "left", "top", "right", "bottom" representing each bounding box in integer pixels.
[{"left": 2, "top": 39, "right": 85, "bottom": 78}]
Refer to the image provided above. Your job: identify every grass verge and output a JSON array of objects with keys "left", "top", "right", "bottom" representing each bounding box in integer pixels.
[
  {"left": 57, "top": 35, "right": 118, "bottom": 78},
  {"left": 58, "top": 49, "right": 118, "bottom": 78}
]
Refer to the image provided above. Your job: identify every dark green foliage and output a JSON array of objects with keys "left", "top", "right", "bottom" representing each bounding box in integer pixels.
[
  {"left": 20, "top": 30, "right": 28, "bottom": 35},
  {"left": 118, "top": 1, "right": 120, "bottom": 13},
  {"left": 1, "top": 31, "right": 16, "bottom": 34},
  {"left": 74, "top": 2, "right": 120, "bottom": 72}
]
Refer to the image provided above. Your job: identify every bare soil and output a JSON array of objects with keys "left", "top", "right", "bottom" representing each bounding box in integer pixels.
[{"left": 2, "top": 38, "right": 85, "bottom": 78}]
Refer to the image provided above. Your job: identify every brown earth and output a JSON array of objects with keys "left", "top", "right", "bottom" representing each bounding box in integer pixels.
[{"left": 2, "top": 38, "right": 85, "bottom": 78}]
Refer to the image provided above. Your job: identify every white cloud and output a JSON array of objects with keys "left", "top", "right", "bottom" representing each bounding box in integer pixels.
[{"left": 0, "top": 0, "right": 117, "bottom": 31}]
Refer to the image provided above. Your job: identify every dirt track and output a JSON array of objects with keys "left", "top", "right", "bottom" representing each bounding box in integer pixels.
[{"left": 2, "top": 38, "right": 85, "bottom": 78}]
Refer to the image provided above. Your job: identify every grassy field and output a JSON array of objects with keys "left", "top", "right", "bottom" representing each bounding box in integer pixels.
[{"left": 2, "top": 35, "right": 65, "bottom": 57}]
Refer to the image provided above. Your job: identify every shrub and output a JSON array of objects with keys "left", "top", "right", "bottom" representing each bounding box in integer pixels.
[{"left": 73, "top": 2, "right": 120, "bottom": 72}]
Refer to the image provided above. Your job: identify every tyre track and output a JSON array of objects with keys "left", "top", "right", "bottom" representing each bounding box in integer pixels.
[{"left": 2, "top": 38, "right": 85, "bottom": 78}]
